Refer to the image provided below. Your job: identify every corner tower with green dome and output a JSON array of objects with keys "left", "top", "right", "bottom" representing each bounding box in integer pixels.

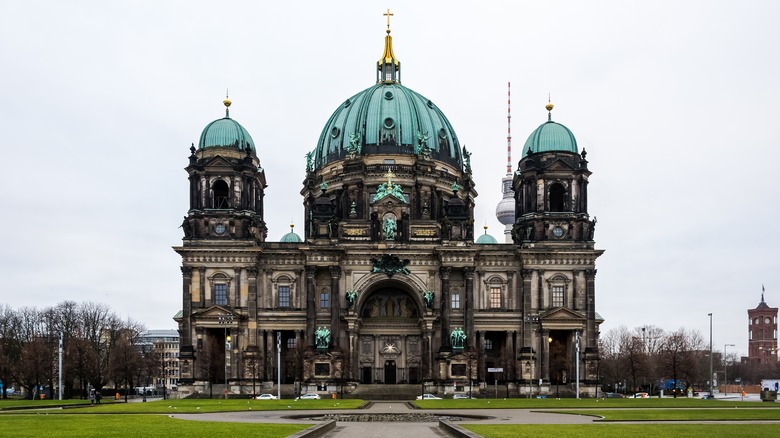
[{"left": 511, "top": 100, "right": 603, "bottom": 395}]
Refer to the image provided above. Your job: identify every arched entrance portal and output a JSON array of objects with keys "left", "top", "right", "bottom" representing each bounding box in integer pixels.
[{"left": 355, "top": 283, "right": 426, "bottom": 384}]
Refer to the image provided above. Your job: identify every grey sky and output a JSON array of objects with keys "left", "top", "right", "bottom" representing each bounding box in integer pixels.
[{"left": 1, "top": 1, "right": 778, "bottom": 359}]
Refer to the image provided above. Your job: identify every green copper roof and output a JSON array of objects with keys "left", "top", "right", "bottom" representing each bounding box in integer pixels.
[
  {"left": 476, "top": 233, "right": 498, "bottom": 244},
  {"left": 521, "top": 120, "right": 578, "bottom": 155},
  {"left": 280, "top": 231, "right": 302, "bottom": 243},
  {"left": 198, "top": 117, "right": 256, "bottom": 152},
  {"left": 315, "top": 83, "right": 462, "bottom": 169}
]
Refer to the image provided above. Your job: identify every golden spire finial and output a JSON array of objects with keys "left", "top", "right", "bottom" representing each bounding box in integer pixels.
[
  {"left": 223, "top": 89, "right": 231, "bottom": 117},
  {"left": 483, "top": 223, "right": 489, "bottom": 234},
  {"left": 384, "top": 8, "right": 394, "bottom": 34},
  {"left": 545, "top": 94, "right": 554, "bottom": 121}
]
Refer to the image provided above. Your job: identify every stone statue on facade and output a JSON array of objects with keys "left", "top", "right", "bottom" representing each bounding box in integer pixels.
[
  {"left": 423, "top": 291, "right": 434, "bottom": 309},
  {"left": 315, "top": 326, "right": 330, "bottom": 349},
  {"left": 383, "top": 216, "right": 396, "bottom": 240},
  {"left": 451, "top": 327, "right": 466, "bottom": 349},
  {"left": 346, "top": 290, "right": 357, "bottom": 309},
  {"left": 462, "top": 146, "right": 472, "bottom": 173}
]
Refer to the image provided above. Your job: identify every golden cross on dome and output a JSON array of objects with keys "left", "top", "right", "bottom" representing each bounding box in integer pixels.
[{"left": 383, "top": 8, "right": 394, "bottom": 34}]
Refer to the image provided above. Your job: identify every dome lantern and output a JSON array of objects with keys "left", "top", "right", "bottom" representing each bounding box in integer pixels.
[{"left": 377, "top": 8, "right": 401, "bottom": 84}]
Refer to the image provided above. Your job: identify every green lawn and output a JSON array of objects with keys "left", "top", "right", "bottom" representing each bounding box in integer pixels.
[
  {"left": 414, "top": 397, "right": 780, "bottom": 409},
  {"left": 0, "top": 414, "right": 310, "bottom": 438},
  {"left": 1, "top": 397, "right": 364, "bottom": 414},
  {"left": 556, "top": 408, "right": 780, "bottom": 421},
  {"left": 463, "top": 424, "right": 780, "bottom": 438}
]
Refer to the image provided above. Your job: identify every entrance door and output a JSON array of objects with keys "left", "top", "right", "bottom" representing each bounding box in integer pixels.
[
  {"left": 361, "top": 367, "right": 372, "bottom": 384},
  {"left": 384, "top": 360, "right": 397, "bottom": 384}
]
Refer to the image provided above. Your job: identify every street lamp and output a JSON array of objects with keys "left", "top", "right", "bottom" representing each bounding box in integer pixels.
[
  {"left": 708, "top": 313, "right": 713, "bottom": 397},
  {"left": 724, "top": 343, "right": 735, "bottom": 396},
  {"left": 219, "top": 313, "right": 234, "bottom": 399}
]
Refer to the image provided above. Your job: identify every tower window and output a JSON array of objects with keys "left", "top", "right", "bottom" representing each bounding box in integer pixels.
[
  {"left": 214, "top": 284, "right": 227, "bottom": 306},
  {"left": 451, "top": 292, "right": 461, "bottom": 309},
  {"left": 549, "top": 183, "right": 566, "bottom": 212},
  {"left": 484, "top": 339, "right": 493, "bottom": 350},
  {"left": 489, "top": 287, "right": 502, "bottom": 309},
  {"left": 212, "top": 180, "right": 230, "bottom": 209},
  {"left": 320, "top": 291, "right": 330, "bottom": 309},
  {"left": 552, "top": 285, "right": 564, "bottom": 307},
  {"left": 287, "top": 338, "right": 296, "bottom": 349},
  {"left": 279, "top": 285, "right": 291, "bottom": 307}
]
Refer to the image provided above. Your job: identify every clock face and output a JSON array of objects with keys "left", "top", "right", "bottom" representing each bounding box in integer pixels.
[
  {"left": 766, "top": 317, "right": 771, "bottom": 324},
  {"left": 552, "top": 226, "right": 564, "bottom": 238},
  {"left": 214, "top": 223, "right": 227, "bottom": 235}
]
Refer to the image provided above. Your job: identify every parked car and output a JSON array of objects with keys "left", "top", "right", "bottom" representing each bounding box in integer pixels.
[
  {"left": 633, "top": 392, "right": 649, "bottom": 398},
  {"left": 603, "top": 392, "right": 623, "bottom": 398},
  {"left": 298, "top": 393, "right": 321, "bottom": 400},
  {"left": 453, "top": 393, "right": 471, "bottom": 399},
  {"left": 701, "top": 394, "right": 716, "bottom": 400},
  {"left": 416, "top": 393, "right": 442, "bottom": 400},
  {"left": 255, "top": 394, "right": 277, "bottom": 400}
]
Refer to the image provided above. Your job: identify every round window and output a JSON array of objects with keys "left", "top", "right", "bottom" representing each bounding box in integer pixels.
[
  {"left": 384, "top": 91, "right": 394, "bottom": 100},
  {"left": 331, "top": 127, "right": 340, "bottom": 138},
  {"left": 214, "top": 223, "right": 227, "bottom": 235},
  {"left": 552, "top": 226, "right": 564, "bottom": 238},
  {"left": 383, "top": 117, "right": 395, "bottom": 129}
]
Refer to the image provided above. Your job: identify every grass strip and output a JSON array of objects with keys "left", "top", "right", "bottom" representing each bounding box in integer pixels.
[
  {"left": 463, "top": 424, "right": 779, "bottom": 438},
  {"left": 0, "top": 413, "right": 310, "bottom": 438},
  {"left": 553, "top": 408, "right": 780, "bottom": 421},
  {"left": 413, "top": 398, "right": 780, "bottom": 409}
]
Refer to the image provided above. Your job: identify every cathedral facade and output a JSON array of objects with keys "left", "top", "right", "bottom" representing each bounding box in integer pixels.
[{"left": 174, "top": 18, "right": 603, "bottom": 397}]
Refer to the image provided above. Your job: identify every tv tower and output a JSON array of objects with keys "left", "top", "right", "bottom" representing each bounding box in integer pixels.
[{"left": 495, "top": 82, "right": 516, "bottom": 242}]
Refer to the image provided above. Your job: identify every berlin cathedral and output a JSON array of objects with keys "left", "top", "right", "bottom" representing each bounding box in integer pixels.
[{"left": 174, "top": 14, "right": 603, "bottom": 398}]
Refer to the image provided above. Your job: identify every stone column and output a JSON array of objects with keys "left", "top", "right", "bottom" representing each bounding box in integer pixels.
[
  {"left": 305, "top": 266, "right": 317, "bottom": 347},
  {"left": 329, "top": 266, "right": 341, "bottom": 347},
  {"left": 247, "top": 267, "right": 258, "bottom": 346},
  {"left": 199, "top": 267, "right": 207, "bottom": 308},
  {"left": 464, "top": 267, "right": 475, "bottom": 349},
  {"left": 440, "top": 267, "right": 451, "bottom": 349},
  {"left": 585, "top": 269, "right": 597, "bottom": 350},
  {"left": 233, "top": 267, "right": 241, "bottom": 308},
  {"left": 180, "top": 267, "right": 193, "bottom": 349},
  {"left": 477, "top": 331, "right": 485, "bottom": 382},
  {"left": 521, "top": 270, "right": 533, "bottom": 346},
  {"left": 541, "top": 329, "right": 550, "bottom": 381}
]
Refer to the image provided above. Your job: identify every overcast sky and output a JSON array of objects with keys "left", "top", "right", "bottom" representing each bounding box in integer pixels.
[{"left": 2, "top": 1, "right": 779, "bottom": 359}]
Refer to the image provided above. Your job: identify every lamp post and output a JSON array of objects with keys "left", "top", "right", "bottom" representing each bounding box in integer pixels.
[
  {"left": 219, "top": 314, "right": 234, "bottom": 399},
  {"left": 723, "top": 343, "right": 734, "bottom": 396},
  {"left": 708, "top": 313, "right": 713, "bottom": 397}
]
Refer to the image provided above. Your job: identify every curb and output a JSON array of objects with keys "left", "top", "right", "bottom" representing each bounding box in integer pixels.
[
  {"left": 439, "top": 420, "right": 483, "bottom": 438},
  {"left": 289, "top": 420, "right": 336, "bottom": 438}
]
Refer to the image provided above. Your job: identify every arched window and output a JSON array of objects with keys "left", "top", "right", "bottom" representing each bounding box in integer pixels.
[
  {"left": 549, "top": 182, "right": 567, "bottom": 212},
  {"left": 273, "top": 274, "right": 294, "bottom": 308},
  {"left": 451, "top": 290, "right": 461, "bottom": 309},
  {"left": 210, "top": 273, "right": 230, "bottom": 306},
  {"left": 212, "top": 180, "right": 230, "bottom": 209},
  {"left": 547, "top": 274, "right": 569, "bottom": 308}
]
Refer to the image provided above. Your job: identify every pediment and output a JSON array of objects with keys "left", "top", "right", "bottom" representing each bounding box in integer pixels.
[
  {"left": 193, "top": 306, "right": 239, "bottom": 326},
  {"left": 202, "top": 155, "right": 235, "bottom": 168},
  {"left": 546, "top": 159, "right": 575, "bottom": 172},
  {"left": 540, "top": 307, "right": 585, "bottom": 322},
  {"left": 370, "top": 192, "right": 408, "bottom": 205}
]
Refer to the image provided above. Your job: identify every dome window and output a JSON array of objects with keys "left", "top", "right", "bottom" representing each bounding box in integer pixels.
[
  {"left": 384, "top": 91, "right": 394, "bottom": 100},
  {"left": 383, "top": 117, "right": 395, "bottom": 129},
  {"left": 344, "top": 99, "right": 351, "bottom": 107},
  {"left": 427, "top": 100, "right": 434, "bottom": 108},
  {"left": 331, "top": 127, "right": 340, "bottom": 138},
  {"left": 438, "top": 129, "right": 447, "bottom": 138}
]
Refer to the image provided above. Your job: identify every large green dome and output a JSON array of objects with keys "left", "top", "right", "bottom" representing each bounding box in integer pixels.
[
  {"left": 314, "top": 83, "right": 462, "bottom": 169},
  {"left": 198, "top": 103, "right": 256, "bottom": 152}
]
